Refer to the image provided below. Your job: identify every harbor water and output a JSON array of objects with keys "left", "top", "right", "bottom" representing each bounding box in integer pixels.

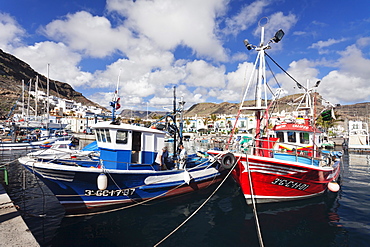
[{"left": 1, "top": 145, "right": 370, "bottom": 247}]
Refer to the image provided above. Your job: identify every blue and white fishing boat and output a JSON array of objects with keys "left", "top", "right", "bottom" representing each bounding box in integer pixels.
[{"left": 18, "top": 87, "right": 227, "bottom": 214}]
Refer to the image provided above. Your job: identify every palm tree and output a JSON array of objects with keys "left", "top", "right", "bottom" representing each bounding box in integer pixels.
[{"left": 316, "top": 110, "right": 342, "bottom": 133}]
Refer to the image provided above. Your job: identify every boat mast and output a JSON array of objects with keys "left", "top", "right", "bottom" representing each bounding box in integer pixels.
[
  {"left": 173, "top": 86, "right": 177, "bottom": 157},
  {"left": 110, "top": 70, "right": 121, "bottom": 122},
  {"left": 178, "top": 96, "right": 185, "bottom": 145},
  {"left": 35, "top": 75, "right": 38, "bottom": 118},
  {"left": 27, "top": 78, "right": 31, "bottom": 118},
  {"left": 241, "top": 19, "right": 284, "bottom": 155},
  {"left": 47, "top": 64, "right": 50, "bottom": 124},
  {"left": 22, "top": 79, "right": 24, "bottom": 119}
]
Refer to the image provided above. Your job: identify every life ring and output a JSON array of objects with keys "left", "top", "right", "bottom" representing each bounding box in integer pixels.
[
  {"left": 324, "top": 157, "right": 331, "bottom": 166},
  {"left": 221, "top": 153, "right": 236, "bottom": 169}
]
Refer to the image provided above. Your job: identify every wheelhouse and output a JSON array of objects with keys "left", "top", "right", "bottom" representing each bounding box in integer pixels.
[
  {"left": 92, "top": 122, "right": 166, "bottom": 170},
  {"left": 272, "top": 122, "right": 322, "bottom": 147}
]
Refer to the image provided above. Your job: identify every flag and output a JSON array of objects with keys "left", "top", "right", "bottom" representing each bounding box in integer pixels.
[{"left": 116, "top": 98, "right": 121, "bottom": 110}]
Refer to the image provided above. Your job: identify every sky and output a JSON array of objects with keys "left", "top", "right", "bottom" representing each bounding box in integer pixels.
[{"left": 1, "top": 0, "right": 370, "bottom": 112}]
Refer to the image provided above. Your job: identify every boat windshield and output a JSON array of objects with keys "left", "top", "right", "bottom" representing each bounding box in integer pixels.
[
  {"left": 299, "top": 132, "right": 310, "bottom": 144},
  {"left": 117, "top": 130, "right": 128, "bottom": 144},
  {"left": 287, "top": 131, "right": 296, "bottom": 142}
]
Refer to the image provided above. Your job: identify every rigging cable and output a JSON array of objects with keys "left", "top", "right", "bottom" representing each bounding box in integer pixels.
[
  {"left": 154, "top": 154, "right": 240, "bottom": 247},
  {"left": 265, "top": 52, "right": 305, "bottom": 90}
]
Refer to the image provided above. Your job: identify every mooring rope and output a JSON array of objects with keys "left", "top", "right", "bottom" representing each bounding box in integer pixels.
[
  {"left": 245, "top": 153, "right": 264, "bottom": 247},
  {"left": 153, "top": 154, "right": 240, "bottom": 247}
]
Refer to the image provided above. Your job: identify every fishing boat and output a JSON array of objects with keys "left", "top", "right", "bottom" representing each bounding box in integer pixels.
[
  {"left": 0, "top": 134, "right": 71, "bottom": 152},
  {"left": 27, "top": 140, "right": 97, "bottom": 160},
  {"left": 208, "top": 21, "right": 341, "bottom": 204},
  {"left": 346, "top": 120, "right": 370, "bottom": 151},
  {"left": 18, "top": 87, "right": 227, "bottom": 214}
]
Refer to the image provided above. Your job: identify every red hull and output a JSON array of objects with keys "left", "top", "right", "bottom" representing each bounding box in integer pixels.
[
  {"left": 235, "top": 154, "right": 340, "bottom": 203},
  {"left": 209, "top": 151, "right": 341, "bottom": 204}
]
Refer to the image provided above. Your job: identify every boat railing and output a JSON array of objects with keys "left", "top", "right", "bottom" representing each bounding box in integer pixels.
[{"left": 225, "top": 137, "right": 330, "bottom": 166}]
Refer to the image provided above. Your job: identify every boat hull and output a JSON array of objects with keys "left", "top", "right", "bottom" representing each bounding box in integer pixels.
[
  {"left": 19, "top": 157, "right": 225, "bottom": 214},
  {"left": 209, "top": 151, "right": 341, "bottom": 204}
]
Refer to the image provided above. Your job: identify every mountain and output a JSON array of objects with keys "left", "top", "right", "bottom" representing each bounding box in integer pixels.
[
  {"left": 1, "top": 48, "right": 369, "bottom": 123},
  {"left": 120, "top": 95, "right": 370, "bottom": 126},
  {"left": 0, "top": 49, "right": 104, "bottom": 117}
]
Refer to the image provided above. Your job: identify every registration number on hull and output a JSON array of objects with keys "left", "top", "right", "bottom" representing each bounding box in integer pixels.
[
  {"left": 84, "top": 189, "right": 135, "bottom": 196},
  {"left": 271, "top": 178, "right": 309, "bottom": 191}
]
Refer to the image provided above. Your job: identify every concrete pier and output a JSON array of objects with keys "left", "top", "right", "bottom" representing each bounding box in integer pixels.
[{"left": 0, "top": 184, "right": 39, "bottom": 246}]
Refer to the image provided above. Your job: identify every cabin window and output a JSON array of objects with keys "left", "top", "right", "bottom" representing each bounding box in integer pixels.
[
  {"left": 287, "top": 131, "right": 296, "bottom": 142},
  {"left": 117, "top": 130, "right": 128, "bottom": 144},
  {"left": 105, "top": 129, "right": 111, "bottom": 143},
  {"left": 276, "top": 132, "right": 284, "bottom": 142},
  {"left": 101, "top": 129, "right": 107, "bottom": 142},
  {"left": 96, "top": 129, "right": 102, "bottom": 142},
  {"left": 299, "top": 132, "right": 310, "bottom": 144}
]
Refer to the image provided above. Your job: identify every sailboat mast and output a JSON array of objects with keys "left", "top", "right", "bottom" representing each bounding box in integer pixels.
[
  {"left": 47, "top": 64, "right": 50, "bottom": 123},
  {"left": 22, "top": 79, "right": 24, "bottom": 118},
  {"left": 27, "top": 79, "right": 31, "bottom": 118},
  {"left": 173, "top": 86, "right": 177, "bottom": 158},
  {"left": 35, "top": 76, "right": 38, "bottom": 118}
]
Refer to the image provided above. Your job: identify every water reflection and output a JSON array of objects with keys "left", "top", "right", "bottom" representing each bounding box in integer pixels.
[{"left": 4, "top": 146, "right": 369, "bottom": 247}]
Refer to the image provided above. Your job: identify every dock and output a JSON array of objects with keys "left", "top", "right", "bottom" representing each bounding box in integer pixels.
[{"left": 0, "top": 184, "right": 39, "bottom": 246}]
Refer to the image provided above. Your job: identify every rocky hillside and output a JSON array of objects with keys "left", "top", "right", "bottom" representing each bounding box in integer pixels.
[
  {"left": 0, "top": 49, "right": 104, "bottom": 117},
  {"left": 1, "top": 48, "right": 369, "bottom": 122},
  {"left": 121, "top": 94, "right": 370, "bottom": 125}
]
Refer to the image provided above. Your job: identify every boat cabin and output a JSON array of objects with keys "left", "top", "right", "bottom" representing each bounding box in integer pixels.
[
  {"left": 92, "top": 122, "right": 166, "bottom": 170},
  {"left": 272, "top": 122, "right": 322, "bottom": 149}
]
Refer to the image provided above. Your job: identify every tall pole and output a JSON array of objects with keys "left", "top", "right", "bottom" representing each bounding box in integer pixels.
[
  {"left": 21, "top": 79, "right": 24, "bottom": 118},
  {"left": 47, "top": 64, "right": 50, "bottom": 123},
  {"left": 27, "top": 79, "right": 31, "bottom": 118},
  {"left": 146, "top": 102, "right": 148, "bottom": 120},
  {"left": 178, "top": 96, "right": 185, "bottom": 145},
  {"left": 35, "top": 76, "right": 38, "bottom": 118},
  {"left": 173, "top": 86, "right": 177, "bottom": 158}
]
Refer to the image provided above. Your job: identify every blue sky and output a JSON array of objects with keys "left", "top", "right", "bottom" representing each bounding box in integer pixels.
[{"left": 1, "top": 0, "right": 370, "bottom": 111}]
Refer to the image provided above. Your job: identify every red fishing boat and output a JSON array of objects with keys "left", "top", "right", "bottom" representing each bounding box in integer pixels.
[{"left": 208, "top": 20, "right": 341, "bottom": 204}]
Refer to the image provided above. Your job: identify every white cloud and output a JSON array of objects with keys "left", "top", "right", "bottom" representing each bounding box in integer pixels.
[
  {"left": 0, "top": 12, "right": 25, "bottom": 51},
  {"left": 356, "top": 37, "right": 370, "bottom": 47},
  {"left": 318, "top": 44, "right": 370, "bottom": 104},
  {"left": 3, "top": 0, "right": 370, "bottom": 111},
  {"left": 12, "top": 42, "right": 92, "bottom": 87},
  {"left": 184, "top": 60, "right": 226, "bottom": 88},
  {"left": 337, "top": 44, "right": 370, "bottom": 78},
  {"left": 309, "top": 38, "right": 346, "bottom": 50},
  {"left": 320, "top": 70, "right": 369, "bottom": 104},
  {"left": 252, "top": 12, "right": 297, "bottom": 44},
  {"left": 224, "top": 0, "right": 269, "bottom": 36},
  {"left": 41, "top": 11, "right": 132, "bottom": 58},
  {"left": 107, "top": 0, "right": 229, "bottom": 61}
]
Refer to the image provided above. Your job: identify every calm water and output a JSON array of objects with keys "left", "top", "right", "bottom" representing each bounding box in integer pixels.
[{"left": 2, "top": 149, "right": 370, "bottom": 247}]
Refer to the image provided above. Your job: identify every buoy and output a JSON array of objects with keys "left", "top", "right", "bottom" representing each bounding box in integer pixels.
[
  {"left": 97, "top": 173, "right": 108, "bottom": 190},
  {"left": 328, "top": 181, "right": 340, "bottom": 192}
]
